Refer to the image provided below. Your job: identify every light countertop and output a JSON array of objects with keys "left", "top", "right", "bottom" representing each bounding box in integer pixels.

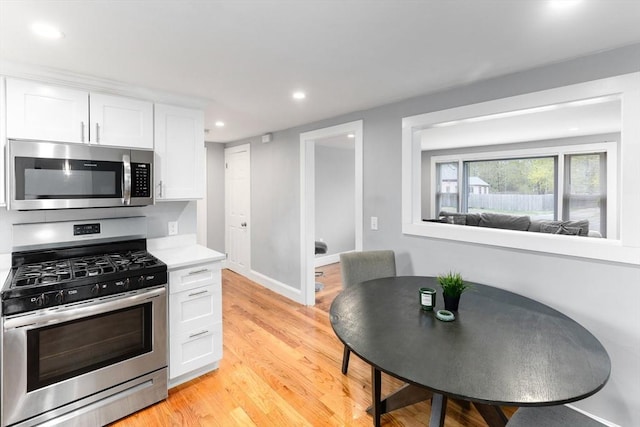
[
  {"left": 1, "top": 253, "right": 11, "bottom": 288},
  {"left": 147, "top": 235, "right": 225, "bottom": 270}
]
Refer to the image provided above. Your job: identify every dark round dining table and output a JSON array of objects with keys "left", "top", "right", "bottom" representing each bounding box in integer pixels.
[{"left": 329, "top": 276, "right": 611, "bottom": 427}]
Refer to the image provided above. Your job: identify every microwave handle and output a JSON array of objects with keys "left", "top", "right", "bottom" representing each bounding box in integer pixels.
[{"left": 122, "top": 153, "right": 131, "bottom": 205}]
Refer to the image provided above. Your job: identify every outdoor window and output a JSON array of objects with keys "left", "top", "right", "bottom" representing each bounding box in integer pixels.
[
  {"left": 432, "top": 146, "right": 611, "bottom": 237},
  {"left": 564, "top": 153, "right": 606, "bottom": 236},
  {"left": 464, "top": 157, "right": 556, "bottom": 219},
  {"left": 435, "top": 162, "right": 458, "bottom": 213}
]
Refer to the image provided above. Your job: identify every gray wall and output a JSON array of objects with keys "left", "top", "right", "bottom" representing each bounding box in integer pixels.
[
  {"left": 227, "top": 132, "right": 302, "bottom": 286},
  {"left": 315, "top": 144, "right": 355, "bottom": 256},
  {"left": 205, "top": 142, "right": 225, "bottom": 253},
  {"left": 0, "top": 201, "right": 197, "bottom": 254},
  {"left": 229, "top": 43, "right": 640, "bottom": 426}
]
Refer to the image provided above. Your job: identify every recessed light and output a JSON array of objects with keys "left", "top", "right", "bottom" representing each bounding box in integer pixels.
[
  {"left": 347, "top": 133, "right": 355, "bottom": 139},
  {"left": 215, "top": 121, "right": 225, "bottom": 128},
  {"left": 568, "top": 127, "right": 580, "bottom": 131},
  {"left": 31, "top": 22, "right": 64, "bottom": 39},
  {"left": 293, "top": 91, "right": 306, "bottom": 100}
]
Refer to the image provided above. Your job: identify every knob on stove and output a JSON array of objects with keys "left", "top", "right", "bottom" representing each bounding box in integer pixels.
[
  {"left": 137, "top": 276, "right": 145, "bottom": 287},
  {"left": 36, "top": 293, "right": 49, "bottom": 307},
  {"left": 55, "top": 290, "right": 64, "bottom": 304},
  {"left": 91, "top": 284, "right": 100, "bottom": 295}
]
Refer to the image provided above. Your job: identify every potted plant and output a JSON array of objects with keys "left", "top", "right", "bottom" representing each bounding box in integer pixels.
[{"left": 437, "top": 271, "right": 471, "bottom": 311}]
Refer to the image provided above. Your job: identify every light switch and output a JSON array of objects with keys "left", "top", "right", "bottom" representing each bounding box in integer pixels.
[{"left": 371, "top": 216, "right": 378, "bottom": 230}]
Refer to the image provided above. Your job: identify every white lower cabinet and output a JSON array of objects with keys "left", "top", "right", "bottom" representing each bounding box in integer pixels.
[{"left": 168, "top": 261, "right": 222, "bottom": 387}]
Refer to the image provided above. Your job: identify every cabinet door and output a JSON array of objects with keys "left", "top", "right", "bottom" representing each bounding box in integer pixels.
[
  {"left": 1, "top": 77, "right": 6, "bottom": 205},
  {"left": 6, "top": 78, "right": 88, "bottom": 143},
  {"left": 154, "top": 104, "right": 205, "bottom": 200},
  {"left": 89, "top": 93, "right": 153, "bottom": 149}
]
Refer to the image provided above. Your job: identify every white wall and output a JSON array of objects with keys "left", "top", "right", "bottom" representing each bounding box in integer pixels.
[
  {"left": 0, "top": 202, "right": 197, "bottom": 254},
  {"left": 205, "top": 142, "right": 226, "bottom": 253},
  {"left": 315, "top": 144, "right": 355, "bottom": 256},
  {"left": 228, "top": 43, "right": 640, "bottom": 426}
]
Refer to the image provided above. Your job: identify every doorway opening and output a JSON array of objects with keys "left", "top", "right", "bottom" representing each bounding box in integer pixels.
[{"left": 300, "top": 120, "right": 363, "bottom": 306}]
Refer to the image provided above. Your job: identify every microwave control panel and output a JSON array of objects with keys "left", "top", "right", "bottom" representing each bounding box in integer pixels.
[{"left": 131, "top": 163, "right": 151, "bottom": 198}]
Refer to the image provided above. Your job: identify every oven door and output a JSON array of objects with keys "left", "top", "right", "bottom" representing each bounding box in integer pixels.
[{"left": 1, "top": 286, "right": 167, "bottom": 427}]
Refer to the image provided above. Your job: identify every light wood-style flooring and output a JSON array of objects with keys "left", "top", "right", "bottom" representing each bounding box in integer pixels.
[{"left": 112, "top": 263, "right": 514, "bottom": 426}]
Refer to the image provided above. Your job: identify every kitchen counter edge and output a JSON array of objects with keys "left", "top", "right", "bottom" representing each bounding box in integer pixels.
[{"left": 147, "top": 236, "right": 225, "bottom": 270}]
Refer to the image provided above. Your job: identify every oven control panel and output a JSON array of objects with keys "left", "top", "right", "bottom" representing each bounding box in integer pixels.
[
  {"left": 1, "top": 271, "right": 167, "bottom": 316},
  {"left": 131, "top": 163, "right": 151, "bottom": 198},
  {"left": 74, "top": 223, "right": 101, "bottom": 236}
]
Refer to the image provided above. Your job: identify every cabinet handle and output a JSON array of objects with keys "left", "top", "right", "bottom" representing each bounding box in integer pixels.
[
  {"left": 188, "top": 268, "right": 210, "bottom": 276},
  {"left": 188, "top": 289, "right": 209, "bottom": 297},
  {"left": 96, "top": 123, "right": 100, "bottom": 143},
  {"left": 189, "top": 330, "right": 210, "bottom": 339},
  {"left": 81, "top": 121, "right": 85, "bottom": 142},
  {"left": 158, "top": 180, "right": 163, "bottom": 198}
]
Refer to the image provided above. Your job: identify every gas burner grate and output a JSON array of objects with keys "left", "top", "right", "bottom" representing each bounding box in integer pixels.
[
  {"left": 13, "top": 260, "right": 73, "bottom": 287},
  {"left": 9, "top": 249, "right": 164, "bottom": 289}
]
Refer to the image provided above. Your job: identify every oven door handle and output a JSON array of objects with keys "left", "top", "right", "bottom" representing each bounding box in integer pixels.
[
  {"left": 3, "top": 286, "right": 166, "bottom": 330},
  {"left": 122, "top": 153, "right": 132, "bottom": 205}
]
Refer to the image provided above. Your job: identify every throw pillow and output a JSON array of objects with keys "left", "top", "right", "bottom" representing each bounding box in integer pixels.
[
  {"left": 538, "top": 220, "right": 589, "bottom": 236},
  {"left": 478, "top": 213, "right": 531, "bottom": 231}
]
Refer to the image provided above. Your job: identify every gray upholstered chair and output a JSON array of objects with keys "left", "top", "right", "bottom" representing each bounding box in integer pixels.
[
  {"left": 339, "top": 250, "right": 396, "bottom": 374},
  {"left": 506, "top": 406, "right": 605, "bottom": 427}
]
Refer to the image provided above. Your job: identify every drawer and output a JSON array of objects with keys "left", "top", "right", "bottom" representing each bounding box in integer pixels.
[
  {"left": 169, "top": 322, "right": 222, "bottom": 379},
  {"left": 169, "top": 262, "right": 221, "bottom": 294},
  {"left": 169, "top": 286, "right": 221, "bottom": 335}
]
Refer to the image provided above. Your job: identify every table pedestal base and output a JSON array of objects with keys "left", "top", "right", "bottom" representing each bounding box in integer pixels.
[{"left": 369, "top": 367, "right": 508, "bottom": 427}]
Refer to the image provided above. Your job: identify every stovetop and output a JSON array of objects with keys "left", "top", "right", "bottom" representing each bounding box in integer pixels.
[
  {"left": 1, "top": 239, "right": 167, "bottom": 316},
  {"left": 10, "top": 250, "right": 161, "bottom": 288}
]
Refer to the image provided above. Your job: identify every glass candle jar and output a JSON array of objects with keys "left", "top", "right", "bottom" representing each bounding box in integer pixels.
[{"left": 419, "top": 287, "right": 436, "bottom": 311}]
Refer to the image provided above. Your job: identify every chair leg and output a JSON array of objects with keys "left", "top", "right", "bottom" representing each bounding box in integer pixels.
[{"left": 342, "top": 345, "right": 351, "bottom": 374}]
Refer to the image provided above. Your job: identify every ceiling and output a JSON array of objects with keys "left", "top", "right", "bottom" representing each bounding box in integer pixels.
[{"left": 1, "top": 1, "right": 639, "bottom": 143}]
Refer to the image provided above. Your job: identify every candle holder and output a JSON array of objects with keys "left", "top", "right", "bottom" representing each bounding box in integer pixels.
[{"left": 419, "top": 287, "right": 436, "bottom": 311}]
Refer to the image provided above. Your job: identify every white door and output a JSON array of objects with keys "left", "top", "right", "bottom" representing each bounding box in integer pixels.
[
  {"left": 225, "top": 144, "right": 251, "bottom": 275},
  {"left": 6, "top": 78, "right": 88, "bottom": 143},
  {"left": 89, "top": 93, "right": 153, "bottom": 149}
]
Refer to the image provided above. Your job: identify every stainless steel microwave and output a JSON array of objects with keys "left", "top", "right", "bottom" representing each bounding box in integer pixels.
[{"left": 8, "top": 139, "right": 154, "bottom": 210}]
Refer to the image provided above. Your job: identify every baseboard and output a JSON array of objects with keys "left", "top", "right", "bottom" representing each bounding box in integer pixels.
[
  {"left": 168, "top": 361, "right": 220, "bottom": 389},
  {"left": 565, "top": 404, "right": 619, "bottom": 427},
  {"left": 247, "top": 270, "right": 304, "bottom": 305},
  {"left": 315, "top": 253, "right": 340, "bottom": 267}
]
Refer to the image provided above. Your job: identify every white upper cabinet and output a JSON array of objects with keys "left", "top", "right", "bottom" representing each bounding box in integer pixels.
[
  {"left": 1, "top": 77, "right": 6, "bottom": 206},
  {"left": 6, "top": 78, "right": 89, "bottom": 143},
  {"left": 154, "top": 104, "right": 205, "bottom": 200},
  {"left": 89, "top": 93, "right": 153, "bottom": 149},
  {"left": 6, "top": 78, "right": 153, "bottom": 149}
]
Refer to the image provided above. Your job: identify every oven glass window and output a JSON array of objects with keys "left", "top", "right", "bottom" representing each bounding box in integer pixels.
[
  {"left": 26, "top": 303, "right": 152, "bottom": 392},
  {"left": 15, "top": 157, "right": 123, "bottom": 200}
]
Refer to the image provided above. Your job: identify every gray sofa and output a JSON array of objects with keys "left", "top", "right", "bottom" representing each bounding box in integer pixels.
[{"left": 437, "top": 211, "right": 601, "bottom": 237}]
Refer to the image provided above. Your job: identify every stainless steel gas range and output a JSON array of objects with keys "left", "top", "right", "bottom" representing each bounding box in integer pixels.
[{"left": 0, "top": 217, "right": 168, "bottom": 427}]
